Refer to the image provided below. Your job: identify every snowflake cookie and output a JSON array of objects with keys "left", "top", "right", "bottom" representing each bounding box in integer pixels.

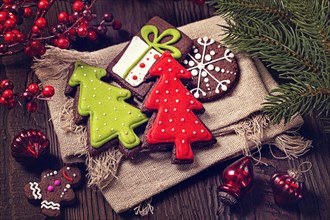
[{"left": 182, "top": 37, "right": 240, "bottom": 102}]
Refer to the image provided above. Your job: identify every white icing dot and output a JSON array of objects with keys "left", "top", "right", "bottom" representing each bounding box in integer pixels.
[
  {"left": 166, "top": 90, "right": 169, "bottom": 94},
  {"left": 128, "top": 111, "right": 131, "bottom": 114},
  {"left": 195, "top": 53, "right": 201, "bottom": 59},
  {"left": 168, "top": 68, "right": 172, "bottom": 72},
  {"left": 202, "top": 71, "right": 207, "bottom": 77},
  {"left": 44, "top": 176, "right": 46, "bottom": 178},
  {"left": 207, "top": 64, "right": 214, "bottom": 71},
  {"left": 98, "top": 102, "right": 102, "bottom": 105},
  {"left": 172, "top": 128, "right": 175, "bottom": 131},
  {"left": 187, "top": 92, "right": 190, "bottom": 95},
  {"left": 92, "top": 94, "right": 96, "bottom": 98},
  {"left": 83, "top": 73, "right": 87, "bottom": 77},
  {"left": 99, "top": 81, "right": 103, "bottom": 84},
  {"left": 201, "top": 129, "right": 205, "bottom": 133},
  {"left": 195, "top": 121, "right": 199, "bottom": 124},
  {"left": 182, "top": 140, "right": 185, "bottom": 143},
  {"left": 83, "top": 97, "right": 86, "bottom": 100},
  {"left": 190, "top": 100, "right": 194, "bottom": 104},
  {"left": 183, "top": 60, "right": 188, "bottom": 64},
  {"left": 176, "top": 89, "right": 179, "bottom": 93},
  {"left": 114, "top": 118, "right": 118, "bottom": 120},
  {"left": 173, "top": 108, "right": 177, "bottom": 111},
  {"left": 159, "top": 121, "right": 162, "bottom": 124},
  {"left": 50, "top": 173, "right": 53, "bottom": 176},
  {"left": 103, "top": 113, "right": 106, "bottom": 116},
  {"left": 191, "top": 69, "right": 198, "bottom": 76},
  {"left": 66, "top": 184, "right": 71, "bottom": 189},
  {"left": 174, "top": 78, "right": 177, "bottom": 81},
  {"left": 164, "top": 99, "right": 167, "bottom": 102},
  {"left": 93, "top": 88, "right": 96, "bottom": 90},
  {"left": 61, "top": 192, "right": 64, "bottom": 195},
  {"left": 210, "top": 50, "right": 216, "bottom": 55},
  {"left": 215, "top": 67, "right": 220, "bottom": 72},
  {"left": 120, "top": 92, "right": 123, "bottom": 94},
  {"left": 98, "top": 135, "right": 102, "bottom": 138},
  {"left": 165, "top": 80, "right": 168, "bottom": 84},
  {"left": 138, "top": 114, "right": 142, "bottom": 117},
  {"left": 188, "top": 61, "right": 195, "bottom": 67},
  {"left": 67, "top": 167, "right": 70, "bottom": 170},
  {"left": 113, "top": 107, "right": 117, "bottom": 110},
  {"left": 93, "top": 69, "right": 96, "bottom": 72},
  {"left": 111, "top": 128, "right": 114, "bottom": 131},
  {"left": 176, "top": 99, "right": 179, "bottom": 103},
  {"left": 104, "top": 123, "right": 107, "bottom": 126},
  {"left": 182, "top": 129, "right": 185, "bottom": 133},
  {"left": 168, "top": 59, "right": 172, "bottom": 63},
  {"left": 193, "top": 131, "right": 196, "bottom": 134},
  {"left": 206, "top": 83, "right": 210, "bottom": 87},
  {"left": 193, "top": 48, "right": 199, "bottom": 53},
  {"left": 108, "top": 88, "right": 111, "bottom": 91},
  {"left": 204, "top": 78, "right": 209, "bottom": 83},
  {"left": 169, "top": 119, "right": 173, "bottom": 122},
  {"left": 90, "top": 79, "right": 94, "bottom": 83},
  {"left": 73, "top": 74, "right": 77, "bottom": 77},
  {"left": 226, "top": 70, "right": 230, "bottom": 73},
  {"left": 96, "top": 128, "right": 99, "bottom": 131},
  {"left": 156, "top": 99, "right": 159, "bottom": 102},
  {"left": 108, "top": 97, "right": 111, "bottom": 100},
  {"left": 64, "top": 188, "right": 67, "bottom": 192},
  {"left": 187, "top": 109, "right": 190, "bottom": 112},
  {"left": 73, "top": 173, "right": 76, "bottom": 177},
  {"left": 95, "top": 117, "right": 98, "bottom": 120},
  {"left": 121, "top": 123, "right": 125, "bottom": 126},
  {"left": 54, "top": 171, "right": 57, "bottom": 175},
  {"left": 161, "top": 129, "right": 165, "bottom": 132},
  {"left": 125, "top": 132, "right": 128, "bottom": 135},
  {"left": 60, "top": 195, "right": 63, "bottom": 198},
  {"left": 155, "top": 90, "right": 159, "bottom": 94},
  {"left": 181, "top": 118, "right": 185, "bottom": 122},
  {"left": 180, "top": 70, "right": 184, "bottom": 73},
  {"left": 83, "top": 85, "right": 87, "bottom": 88},
  {"left": 205, "top": 54, "right": 212, "bottom": 61},
  {"left": 165, "top": 109, "right": 168, "bottom": 112},
  {"left": 158, "top": 67, "right": 162, "bottom": 71},
  {"left": 221, "top": 69, "right": 225, "bottom": 73},
  {"left": 87, "top": 105, "right": 90, "bottom": 108}
]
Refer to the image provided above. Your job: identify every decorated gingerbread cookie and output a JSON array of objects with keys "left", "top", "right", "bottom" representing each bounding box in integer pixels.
[
  {"left": 181, "top": 37, "right": 239, "bottom": 102},
  {"left": 142, "top": 52, "right": 216, "bottom": 164},
  {"left": 24, "top": 166, "right": 82, "bottom": 218},
  {"left": 66, "top": 61, "right": 149, "bottom": 156},
  {"left": 106, "top": 16, "right": 193, "bottom": 101}
]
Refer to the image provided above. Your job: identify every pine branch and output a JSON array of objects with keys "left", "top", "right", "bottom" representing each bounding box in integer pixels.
[{"left": 211, "top": 0, "right": 330, "bottom": 130}]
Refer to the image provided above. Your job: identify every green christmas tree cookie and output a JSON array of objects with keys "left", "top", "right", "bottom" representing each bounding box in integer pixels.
[{"left": 68, "top": 61, "right": 149, "bottom": 156}]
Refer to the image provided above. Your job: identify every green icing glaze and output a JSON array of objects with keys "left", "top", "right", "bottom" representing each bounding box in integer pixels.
[
  {"left": 68, "top": 61, "right": 149, "bottom": 149},
  {"left": 122, "top": 25, "right": 182, "bottom": 79}
]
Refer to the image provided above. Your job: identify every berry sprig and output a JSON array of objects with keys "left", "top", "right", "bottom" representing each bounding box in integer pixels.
[
  {"left": 0, "top": 79, "right": 55, "bottom": 112},
  {"left": 0, "top": 0, "right": 122, "bottom": 57}
]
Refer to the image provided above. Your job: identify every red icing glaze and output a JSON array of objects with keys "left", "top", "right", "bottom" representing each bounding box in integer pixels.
[
  {"left": 139, "top": 63, "right": 146, "bottom": 68},
  {"left": 144, "top": 52, "right": 213, "bottom": 161},
  {"left": 154, "top": 54, "right": 160, "bottom": 59},
  {"left": 132, "top": 75, "right": 138, "bottom": 80}
]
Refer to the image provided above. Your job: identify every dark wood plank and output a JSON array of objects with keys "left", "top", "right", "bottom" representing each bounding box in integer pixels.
[{"left": 0, "top": 1, "right": 329, "bottom": 220}]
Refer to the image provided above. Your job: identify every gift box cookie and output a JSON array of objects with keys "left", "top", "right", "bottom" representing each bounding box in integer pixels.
[{"left": 106, "top": 16, "right": 193, "bottom": 101}]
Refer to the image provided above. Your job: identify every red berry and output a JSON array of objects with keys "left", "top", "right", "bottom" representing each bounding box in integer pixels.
[
  {"left": 31, "top": 25, "right": 40, "bottom": 34},
  {"left": 38, "top": 0, "right": 49, "bottom": 11},
  {"left": 3, "top": 0, "right": 15, "bottom": 3},
  {"left": 42, "top": 85, "right": 55, "bottom": 97},
  {"left": 4, "top": 18, "right": 16, "bottom": 29},
  {"left": 56, "top": 38, "right": 70, "bottom": 49},
  {"left": 76, "top": 26, "right": 88, "bottom": 37},
  {"left": 0, "top": 97, "right": 8, "bottom": 105},
  {"left": 35, "top": 18, "right": 47, "bottom": 29},
  {"left": 103, "top": 13, "right": 113, "bottom": 22},
  {"left": 27, "top": 84, "right": 39, "bottom": 95},
  {"left": 22, "top": 91, "right": 33, "bottom": 102},
  {"left": 58, "top": 12, "right": 69, "bottom": 23},
  {"left": 2, "top": 89, "right": 14, "bottom": 101},
  {"left": 73, "top": 1, "right": 85, "bottom": 12},
  {"left": 4, "top": 32, "right": 16, "bottom": 43},
  {"left": 112, "top": 19, "right": 122, "bottom": 30},
  {"left": 0, "top": 79, "right": 14, "bottom": 90},
  {"left": 7, "top": 99, "right": 16, "bottom": 109},
  {"left": 87, "top": 30, "right": 97, "bottom": 41},
  {"left": 23, "top": 7, "right": 32, "bottom": 18},
  {"left": 0, "top": 11, "right": 8, "bottom": 22},
  {"left": 0, "top": 43, "right": 9, "bottom": 53},
  {"left": 27, "top": 101, "right": 38, "bottom": 112}
]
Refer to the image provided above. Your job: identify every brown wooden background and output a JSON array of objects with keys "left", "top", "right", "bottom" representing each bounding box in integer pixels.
[{"left": 0, "top": 1, "right": 329, "bottom": 219}]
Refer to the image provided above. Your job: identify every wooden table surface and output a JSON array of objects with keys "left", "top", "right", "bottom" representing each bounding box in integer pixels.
[{"left": 0, "top": 1, "right": 329, "bottom": 219}]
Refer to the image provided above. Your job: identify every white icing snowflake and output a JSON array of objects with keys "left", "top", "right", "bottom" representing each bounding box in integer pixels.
[{"left": 183, "top": 36, "right": 235, "bottom": 99}]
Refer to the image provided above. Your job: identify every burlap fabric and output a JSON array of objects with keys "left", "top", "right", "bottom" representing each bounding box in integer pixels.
[{"left": 33, "top": 16, "right": 311, "bottom": 213}]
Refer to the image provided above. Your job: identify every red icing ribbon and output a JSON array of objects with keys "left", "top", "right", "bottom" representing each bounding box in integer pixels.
[{"left": 62, "top": 170, "right": 74, "bottom": 182}]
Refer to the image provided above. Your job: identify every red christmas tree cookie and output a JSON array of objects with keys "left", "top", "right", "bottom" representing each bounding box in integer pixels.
[{"left": 143, "top": 52, "right": 215, "bottom": 163}]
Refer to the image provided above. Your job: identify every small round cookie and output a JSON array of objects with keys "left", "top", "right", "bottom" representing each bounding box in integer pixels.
[{"left": 182, "top": 37, "right": 239, "bottom": 102}]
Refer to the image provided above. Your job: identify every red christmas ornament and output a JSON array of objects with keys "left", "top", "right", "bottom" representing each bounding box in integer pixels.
[
  {"left": 11, "top": 129, "right": 50, "bottom": 163},
  {"left": 218, "top": 156, "right": 254, "bottom": 206},
  {"left": 270, "top": 162, "right": 311, "bottom": 205}
]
